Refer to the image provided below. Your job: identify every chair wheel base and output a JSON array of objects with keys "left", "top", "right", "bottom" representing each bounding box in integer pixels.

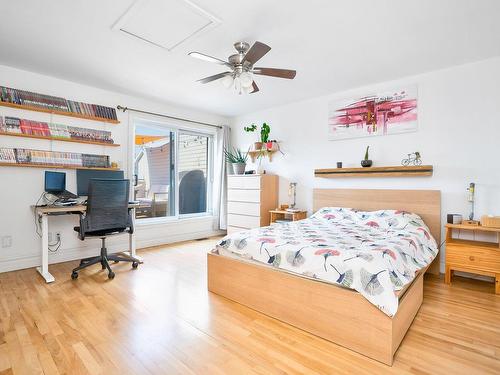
[
  {"left": 132, "top": 262, "right": 139, "bottom": 269},
  {"left": 108, "top": 272, "right": 115, "bottom": 279},
  {"left": 71, "top": 272, "right": 78, "bottom": 280}
]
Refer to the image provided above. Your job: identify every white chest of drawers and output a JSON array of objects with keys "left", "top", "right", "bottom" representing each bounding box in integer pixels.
[{"left": 226, "top": 174, "right": 279, "bottom": 234}]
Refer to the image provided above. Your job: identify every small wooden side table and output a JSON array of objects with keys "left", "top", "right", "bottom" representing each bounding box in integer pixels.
[
  {"left": 444, "top": 223, "right": 500, "bottom": 294},
  {"left": 270, "top": 209, "right": 307, "bottom": 224}
]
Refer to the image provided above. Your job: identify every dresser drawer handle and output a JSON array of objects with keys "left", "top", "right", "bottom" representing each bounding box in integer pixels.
[{"left": 469, "top": 256, "right": 475, "bottom": 261}]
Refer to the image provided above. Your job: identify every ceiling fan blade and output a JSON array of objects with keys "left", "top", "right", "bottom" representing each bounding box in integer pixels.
[
  {"left": 250, "top": 81, "right": 259, "bottom": 94},
  {"left": 197, "top": 72, "right": 232, "bottom": 84},
  {"left": 241, "top": 41, "right": 271, "bottom": 65},
  {"left": 253, "top": 67, "right": 296, "bottom": 79},
  {"left": 189, "top": 52, "right": 232, "bottom": 68}
]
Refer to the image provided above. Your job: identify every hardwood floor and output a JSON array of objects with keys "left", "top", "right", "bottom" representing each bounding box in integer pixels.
[{"left": 0, "top": 237, "right": 499, "bottom": 374}]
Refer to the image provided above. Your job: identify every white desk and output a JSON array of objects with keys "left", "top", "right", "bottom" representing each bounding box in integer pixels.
[{"left": 33, "top": 204, "right": 141, "bottom": 283}]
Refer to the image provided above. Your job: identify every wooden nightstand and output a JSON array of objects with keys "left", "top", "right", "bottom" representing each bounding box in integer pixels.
[
  {"left": 269, "top": 209, "right": 307, "bottom": 224},
  {"left": 444, "top": 223, "right": 500, "bottom": 293}
]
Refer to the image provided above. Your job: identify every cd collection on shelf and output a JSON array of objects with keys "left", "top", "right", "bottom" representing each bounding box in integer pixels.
[
  {"left": 0, "top": 85, "right": 118, "bottom": 121},
  {"left": 0, "top": 147, "right": 110, "bottom": 168},
  {"left": 0, "top": 115, "right": 114, "bottom": 143}
]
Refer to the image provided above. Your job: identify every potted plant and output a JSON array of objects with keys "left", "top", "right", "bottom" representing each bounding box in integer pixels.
[
  {"left": 361, "top": 146, "right": 373, "bottom": 167},
  {"left": 224, "top": 147, "right": 248, "bottom": 175},
  {"left": 244, "top": 122, "right": 271, "bottom": 150}
]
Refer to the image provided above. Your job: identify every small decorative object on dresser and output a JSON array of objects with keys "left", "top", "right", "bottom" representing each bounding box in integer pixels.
[
  {"left": 361, "top": 145, "right": 372, "bottom": 167},
  {"left": 227, "top": 174, "right": 278, "bottom": 234},
  {"left": 224, "top": 147, "right": 248, "bottom": 175},
  {"left": 401, "top": 151, "right": 422, "bottom": 166},
  {"left": 445, "top": 223, "right": 500, "bottom": 294},
  {"left": 337, "top": 161, "right": 343, "bottom": 168}
]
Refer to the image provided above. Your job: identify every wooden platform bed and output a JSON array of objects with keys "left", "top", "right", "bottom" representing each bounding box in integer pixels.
[{"left": 208, "top": 189, "right": 441, "bottom": 366}]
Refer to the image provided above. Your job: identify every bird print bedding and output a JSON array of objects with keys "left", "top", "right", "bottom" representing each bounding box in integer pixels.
[{"left": 213, "top": 207, "right": 438, "bottom": 317}]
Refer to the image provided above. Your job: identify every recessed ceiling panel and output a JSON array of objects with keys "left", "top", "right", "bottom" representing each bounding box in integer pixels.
[{"left": 114, "top": 0, "right": 220, "bottom": 51}]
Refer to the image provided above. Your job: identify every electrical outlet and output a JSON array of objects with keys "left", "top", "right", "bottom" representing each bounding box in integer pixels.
[
  {"left": 1, "top": 236, "right": 12, "bottom": 248},
  {"left": 49, "top": 232, "right": 61, "bottom": 243}
]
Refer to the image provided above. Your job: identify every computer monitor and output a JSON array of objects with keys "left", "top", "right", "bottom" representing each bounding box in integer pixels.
[
  {"left": 76, "top": 169, "right": 125, "bottom": 196},
  {"left": 45, "top": 171, "right": 66, "bottom": 193}
]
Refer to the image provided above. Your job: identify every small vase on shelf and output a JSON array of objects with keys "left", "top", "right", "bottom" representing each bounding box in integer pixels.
[{"left": 361, "top": 146, "right": 373, "bottom": 167}]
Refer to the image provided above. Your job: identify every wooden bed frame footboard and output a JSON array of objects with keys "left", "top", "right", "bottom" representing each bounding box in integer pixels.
[
  {"left": 208, "top": 189, "right": 440, "bottom": 365},
  {"left": 208, "top": 253, "right": 423, "bottom": 366}
]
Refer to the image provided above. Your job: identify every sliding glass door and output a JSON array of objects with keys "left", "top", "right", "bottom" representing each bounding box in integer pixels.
[{"left": 133, "top": 119, "right": 213, "bottom": 221}]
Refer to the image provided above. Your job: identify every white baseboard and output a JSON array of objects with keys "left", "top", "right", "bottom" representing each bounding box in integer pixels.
[{"left": 0, "top": 229, "right": 224, "bottom": 274}]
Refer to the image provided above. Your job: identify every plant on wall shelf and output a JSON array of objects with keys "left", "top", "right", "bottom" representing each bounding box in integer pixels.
[
  {"left": 244, "top": 122, "right": 272, "bottom": 150},
  {"left": 361, "top": 145, "right": 373, "bottom": 167}
]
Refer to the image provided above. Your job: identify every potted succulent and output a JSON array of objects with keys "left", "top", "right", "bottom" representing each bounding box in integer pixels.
[
  {"left": 224, "top": 147, "right": 248, "bottom": 175},
  {"left": 361, "top": 146, "right": 373, "bottom": 167},
  {"left": 244, "top": 122, "right": 271, "bottom": 150}
]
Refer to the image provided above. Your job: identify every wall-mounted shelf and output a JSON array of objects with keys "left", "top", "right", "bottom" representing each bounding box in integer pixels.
[
  {"left": 0, "top": 162, "right": 118, "bottom": 171},
  {"left": 248, "top": 149, "right": 277, "bottom": 163},
  {"left": 0, "top": 131, "right": 120, "bottom": 147},
  {"left": 314, "top": 165, "right": 433, "bottom": 178},
  {"left": 0, "top": 101, "right": 120, "bottom": 124}
]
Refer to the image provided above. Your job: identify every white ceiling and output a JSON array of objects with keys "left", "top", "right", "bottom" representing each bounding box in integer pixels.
[{"left": 1, "top": 0, "right": 499, "bottom": 117}]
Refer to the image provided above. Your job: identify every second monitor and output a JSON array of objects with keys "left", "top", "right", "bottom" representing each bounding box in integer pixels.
[{"left": 76, "top": 169, "right": 125, "bottom": 196}]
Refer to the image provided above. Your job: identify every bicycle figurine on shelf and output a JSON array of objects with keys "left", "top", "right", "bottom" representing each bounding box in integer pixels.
[{"left": 401, "top": 151, "right": 422, "bottom": 166}]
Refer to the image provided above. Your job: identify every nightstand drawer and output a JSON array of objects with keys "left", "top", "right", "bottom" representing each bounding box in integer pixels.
[{"left": 446, "top": 244, "right": 500, "bottom": 272}]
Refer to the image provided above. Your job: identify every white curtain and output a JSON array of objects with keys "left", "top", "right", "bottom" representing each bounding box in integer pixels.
[{"left": 213, "top": 125, "right": 231, "bottom": 230}]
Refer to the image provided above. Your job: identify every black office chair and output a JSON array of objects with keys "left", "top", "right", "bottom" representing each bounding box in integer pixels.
[{"left": 71, "top": 179, "right": 140, "bottom": 280}]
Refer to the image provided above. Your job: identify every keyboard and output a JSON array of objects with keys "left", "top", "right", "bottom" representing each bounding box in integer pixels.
[{"left": 56, "top": 190, "right": 78, "bottom": 200}]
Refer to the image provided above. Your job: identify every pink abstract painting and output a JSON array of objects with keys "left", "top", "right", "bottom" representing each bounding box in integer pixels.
[{"left": 328, "top": 86, "right": 418, "bottom": 140}]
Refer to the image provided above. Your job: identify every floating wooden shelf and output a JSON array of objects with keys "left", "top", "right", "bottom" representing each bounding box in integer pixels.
[
  {"left": 248, "top": 149, "right": 277, "bottom": 162},
  {"left": 0, "top": 131, "right": 120, "bottom": 147},
  {"left": 0, "top": 162, "right": 118, "bottom": 171},
  {"left": 314, "top": 165, "right": 433, "bottom": 178},
  {"left": 0, "top": 101, "right": 120, "bottom": 124}
]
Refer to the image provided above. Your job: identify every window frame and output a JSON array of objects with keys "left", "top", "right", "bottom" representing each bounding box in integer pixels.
[{"left": 129, "top": 114, "right": 216, "bottom": 225}]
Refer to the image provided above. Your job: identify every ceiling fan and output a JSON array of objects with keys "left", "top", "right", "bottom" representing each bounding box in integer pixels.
[{"left": 189, "top": 41, "right": 296, "bottom": 94}]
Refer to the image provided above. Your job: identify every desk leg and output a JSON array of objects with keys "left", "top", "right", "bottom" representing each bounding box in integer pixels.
[
  {"left": 36, "top": 214, "right": 55, "bottom": 283},
  {"left": 123, "top": 208, "right": 143, "bottom": 263}
]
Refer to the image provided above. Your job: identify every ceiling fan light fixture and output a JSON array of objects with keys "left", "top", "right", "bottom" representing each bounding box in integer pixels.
[
  {"left": 221, "top": 74, "right": 234, "bottom": 89},
  {"left": 239, "top": 71, "right": 253, "bottom": 88},
  {"left": 233, "top": 76, "right": 242, "bottom": 92}
]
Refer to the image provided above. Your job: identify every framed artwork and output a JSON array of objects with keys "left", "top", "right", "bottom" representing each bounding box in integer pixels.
[{"left": 328, "top": 85, "right": 418, "bottom": 141}]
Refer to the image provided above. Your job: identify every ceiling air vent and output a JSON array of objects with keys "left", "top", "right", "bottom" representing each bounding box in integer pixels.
[{"left": 112, "top": 0, "right": 220, "bottom": 51}]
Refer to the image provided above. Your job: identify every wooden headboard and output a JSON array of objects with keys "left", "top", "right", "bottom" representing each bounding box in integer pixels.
[{"left": 313, "top": 189, "right": 441, "bottom": 274}]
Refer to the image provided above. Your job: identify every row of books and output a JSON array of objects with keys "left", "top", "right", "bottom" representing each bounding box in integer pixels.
[
  {"left": 0, "top": 116, "right": 114, "bottom": 143},
  {"left": 0, "top": 86, "right": 118, "bottom": 121},
  {"left": 0, "top": 148, "right": 110, "bottom": 168}
]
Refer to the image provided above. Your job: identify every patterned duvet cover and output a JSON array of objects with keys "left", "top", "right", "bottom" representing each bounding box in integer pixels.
[{"left": 214, "top": 207, "right": 438, "bottom": 316}]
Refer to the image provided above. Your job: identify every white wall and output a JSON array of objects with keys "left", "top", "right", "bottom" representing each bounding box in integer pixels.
[
  {"left": 230, "top": 57, "right": 500, "bottom": 273},
  {"left": 0, "top": 64, "right": 228, "bottom": 273}
]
